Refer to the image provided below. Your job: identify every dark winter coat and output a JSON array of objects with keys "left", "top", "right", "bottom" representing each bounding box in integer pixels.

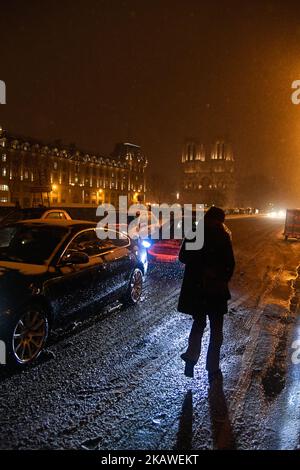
[{"left": 177, "top": 220, "right": 235, "bottom": 316}]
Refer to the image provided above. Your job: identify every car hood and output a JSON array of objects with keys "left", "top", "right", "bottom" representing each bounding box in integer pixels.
[{"left": 0, "top": 261, "right": 48, "bottom": 277}]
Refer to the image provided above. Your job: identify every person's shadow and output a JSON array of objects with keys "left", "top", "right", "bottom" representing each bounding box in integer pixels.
[
  {"left": 175, "top": 377, "right": 236, "bottom": 450},
  {"left": 174, "top": 389, "right": 193, "bottom": 450},
  {"left": 208, "top": 376, "right": 236, "bottom": 449}
]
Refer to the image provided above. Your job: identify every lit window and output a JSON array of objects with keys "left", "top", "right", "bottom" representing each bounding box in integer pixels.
[
  {"left": 24, "top": 171, "right": 29, "bottom": 179},
  {"left": 2, "top": 167, "right": 6, "bottom": 177},
  {"left": 54, "top": 161, "right": 58, "bottom": 170},
  {"left": 0, "top": 184, "right": 9, "bottom": 191},
  {"left": 0, "top": 197, "right": 8, "bottom": 203},
  {"left": 1, "top": 154, "right": 6, "bottom": 162}
]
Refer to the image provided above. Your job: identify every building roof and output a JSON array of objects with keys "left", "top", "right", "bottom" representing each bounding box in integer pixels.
[{"left": 0, "top": 126, "right": 147, "bottom": 169}]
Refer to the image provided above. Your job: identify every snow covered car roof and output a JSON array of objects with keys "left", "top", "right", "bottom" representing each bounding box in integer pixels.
[{"left": 14, "top": 219, "right": 96, "bottom": 227}]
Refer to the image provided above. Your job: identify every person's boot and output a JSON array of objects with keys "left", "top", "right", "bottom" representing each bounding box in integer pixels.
[
  {"left": 181, "top": 353, "right": 196, "bottom": 378},
  {"left": 184, "top": 361, "right": 195, "bottom": 378}
]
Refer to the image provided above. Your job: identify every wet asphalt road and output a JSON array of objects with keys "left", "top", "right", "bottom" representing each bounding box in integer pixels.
[{"left": 1, "top": 216, "right": 300, "bottom": 450}]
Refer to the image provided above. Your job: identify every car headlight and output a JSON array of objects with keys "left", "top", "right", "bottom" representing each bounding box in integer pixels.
[{"left": 142, "top": 240, "right": 151, "bottom": 248}]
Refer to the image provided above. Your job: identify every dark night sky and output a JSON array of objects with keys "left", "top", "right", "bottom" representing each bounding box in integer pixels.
[{"left": 1, "top": 0, "right": 300, "bottom": 201}]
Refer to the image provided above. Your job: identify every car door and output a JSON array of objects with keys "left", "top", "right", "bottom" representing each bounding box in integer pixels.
[
  {"left": 45, "top": 229, "right": 106, "bottom": 319},
  {"left": 93, "top": 229, "right": 136, "bottom": 304}
]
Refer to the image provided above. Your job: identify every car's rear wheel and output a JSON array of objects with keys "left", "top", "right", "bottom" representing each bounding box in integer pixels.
[
  {"left": 5, "top": 306, "right": 49, "bottom": 367},
  {"left": 123, "top": 268, "right": 143, "bottom": 306}
]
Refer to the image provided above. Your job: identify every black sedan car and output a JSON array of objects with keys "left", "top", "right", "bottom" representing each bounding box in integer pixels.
[{"left": 0, "top": 220, "right": 147, "bottom": 366}]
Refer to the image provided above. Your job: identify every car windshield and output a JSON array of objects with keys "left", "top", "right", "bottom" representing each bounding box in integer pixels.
[{"left": 0, "top": 224, "right": 68, "bottom": 265}]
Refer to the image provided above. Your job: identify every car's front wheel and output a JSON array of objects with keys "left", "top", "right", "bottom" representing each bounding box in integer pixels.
[
  {"left": 122, "top": 268, "right": 143, "bottom": 306},
  {"left": 4, "top": 306, "right": 49, "bottom": 367}
]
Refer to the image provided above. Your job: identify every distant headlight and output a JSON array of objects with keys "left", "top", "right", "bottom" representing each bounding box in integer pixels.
[
  {"left": 267, "top": 210, "right": 286, "bottom": 219},
  {"left": 278, "top": 210, "right": 286, "bottom": 218},
  {"left": 142, "top": 240, "right": 151, "bottom": 248}
]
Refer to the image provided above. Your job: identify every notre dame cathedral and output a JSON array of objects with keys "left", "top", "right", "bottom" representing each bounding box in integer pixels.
[{"left": 181, "top": 139, "right": 235, "bottom": 207}]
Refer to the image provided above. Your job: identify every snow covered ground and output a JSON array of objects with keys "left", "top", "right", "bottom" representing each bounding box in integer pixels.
[{"left": 0, "top": 216, "right": 300, "bottom": 450}]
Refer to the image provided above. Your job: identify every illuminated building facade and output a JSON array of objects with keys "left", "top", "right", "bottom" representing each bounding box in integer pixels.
[
  {"left": 0, "top": 126, "right": 147, "bottom": 207},
  {"left": 181, "top": 139, "right": 235, "bottom": 207}
]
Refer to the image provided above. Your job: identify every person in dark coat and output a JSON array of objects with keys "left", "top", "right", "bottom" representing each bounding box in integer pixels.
[{"left": 178, "top": 206, "right": 235, "bottom": 382}]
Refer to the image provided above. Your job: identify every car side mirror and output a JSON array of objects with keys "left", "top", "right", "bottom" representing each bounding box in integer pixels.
[{"left": 62, "top": 250, "right": 89, "bottom": 265}]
